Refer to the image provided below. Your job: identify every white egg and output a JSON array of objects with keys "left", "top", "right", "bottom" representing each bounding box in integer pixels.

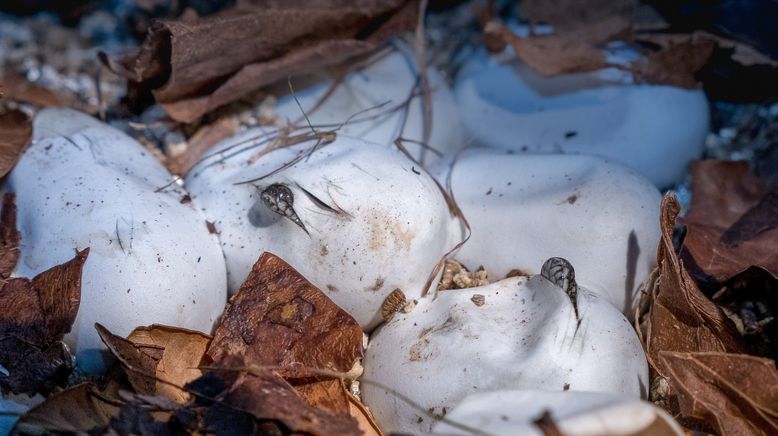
[
  {"left": 455, "top": 42, "right": 709, "bottom": 187},
  {"left": 185, "top": 131, "right": 455, "bottom": 330},
  {"left": 432, "top": 390, "right": 682, "bottom": 436},
  {"left": 362, "top": 259, "right": 648, "bottom": 434},
  {"left": 5, "top": 108, "right": 227, "bottom": 373},
  {"left": 273, "top": 44, "right": 466, "bottom": 170},
  {"left": 447, "top": 150, "right": 661, "bottom": 314}
]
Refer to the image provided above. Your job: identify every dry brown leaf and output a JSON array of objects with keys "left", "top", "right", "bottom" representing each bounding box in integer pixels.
[
  {"left": 348, "top": 392, "right": 383, "bottom": 436},
  {"left": 294, "top": 378, "right": 351, "bottom": 414},
  {"left": 680, "top": 160, "right": 778, "bottom": 282},
  {"left": 160, "top": 39, "right": 374, "bottom": 123},
  {"left": 0, "top": 193, "right": 20, "bottom": 279},
  {"left": 0, "top": 248, "right": 89, "bottom": 394},
  {"left": 632, "top": 38, "right": 714, "bottom": 88},
  {"left": 109, "top": 0, "right": 417, "bottom": 123},
  {"left": 484, "top": 17, "right": 630, "bottom": 76},
  {"left": 96, "top": 323, "right": 211, "bottom": 403},
  {"left": 659, "top": 351, "right": 778, "bottom": 435},
  {"left": 207, "top": 252, "right": 364, "bottom": 381},
  {"left": 15, "top": 383, "right": 119, "bottom": 434},
  {"left": 188, "top": 356, "right": 362, "bottom": 436},
  {"left": 0, "top": 74, "right": 69, "bottom": 108},
  {"left": 637, "top": 31, "right": 778, "bottom": 68},
  {"left": 0, "top": 109, "right": 32, "bottom": 178},
  {"left": 644, "top": 194, "right": 744, "bottom": 378},
  {"left": 127, "top": 324, "right": 212, "bottom": 403},
  {"left": 95, "top": 323, "right": 159, "bottom": 395}
]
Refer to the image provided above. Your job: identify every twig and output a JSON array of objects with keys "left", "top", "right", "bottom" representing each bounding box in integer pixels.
[{"left": 415, "top": 0, "right": 433, "bottom": 166}]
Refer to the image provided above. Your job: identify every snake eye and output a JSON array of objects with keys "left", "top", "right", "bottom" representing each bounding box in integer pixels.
[
  {"left": 541, "top": 257, "right": 578, "bottom": 319},
  {"left": 260, "top": 183, "right": 308, "bottom": 234}
]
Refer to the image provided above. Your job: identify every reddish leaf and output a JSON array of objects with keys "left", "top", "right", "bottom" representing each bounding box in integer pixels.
[
  {"left": 0, "top": 109, "right": 32, "bottom": 178},
  {"left": 0, "top": 193, "right": 20, "bottom": 279},
  {"left": 632, "top": 38, "right": 714, "bottom": 88},
  {"left": 659, "top": 351, "right": 778, "bottom": 435},
  {"left": 348, "top": 391, "right": 383, "bottom": 436},
  {"left": 294, "top": 378, "right": 351, "bottom": 414},
  {"left": 0, "top": 249, "right": 89, "bottom": 394},
  {"left": 96, "top": 324, "right": 212, "bottom": 403},
  {"left": 484, "top": 17, "right": 630, "bottom": 77},
  {"left": 15, "top": 383, "right": 119, "bottom": 434},
  {"left": 0, "top": 74, "right": 69, "bottom": 108},
  {"left": 127, "top": 325, "right": 212, "bottom": 403},
  {"left": 95, "top": 323, "right": 160, "bottom": 396},
  {"left": 207, "top": 252, "right": 364, "bottom": 381},
  {"left": 188, "top": 356, "right": 361, "bottom": 436},
  {"left": 680, "top": 160, "right": 778, "bottom": 282},
  {"left": 645, "top": 194, "right": 744, "bottom": 378}
]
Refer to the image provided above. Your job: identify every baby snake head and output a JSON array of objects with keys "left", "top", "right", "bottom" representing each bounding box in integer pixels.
[
  {"left": 541, "top": 256, "right": 579, "bottom": 319},
  {"left": 260, "top": 183, "right": 308, "bottom": 234}
]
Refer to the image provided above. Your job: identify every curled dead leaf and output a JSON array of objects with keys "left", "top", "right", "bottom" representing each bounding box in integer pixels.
[
  {"left": 187, "top": 356, "right": 361, "bottom": 436},
  {"left": 108, "top": 1, "right": 417, "bottom": 122},
  {"left": 632, "top": 39, "right": 714, "bottom": 88},
  {"left": 348, "top": 391, "right": 383, "bottom": 436},
  {"left": 206, "top": 252, "right": 364, "bottom": 381},
  {"left": 0, "top": 109, "right": 32, "bottom": 178},
  {"left": 0, "top": 74, "right": 68, "bottom": 108},
  {"left": 645, "top": 194, "right": 744, "bottom": 377},
  {"left": 659, "top": 351, "right": 778, "bottom": 435},
  {"left": 0, "top": 193, "right": 20, "bottom": 279},
  {"left": 96, "top": 323, "right": 211, "bottom": 403},
  {"left": 127, "top": 325, "right": 211, "bottom": 403},
  {"left": 0, "top": 248, "right": 89, "bottom": 394},
  {"left": 484, "top": 19, "right": 629, "bottom": 77},
  {"left": 15, "top": 383, "right": 119, "bottom": 434},
  {"left": 680, "top": 160, "right": 778, "bottom": 282}
]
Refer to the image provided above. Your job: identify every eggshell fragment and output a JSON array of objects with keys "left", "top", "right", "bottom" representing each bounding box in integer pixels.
[
  {"left": 5, "top": 108, "right": 227, "bottom": 373},
  {"left": 448, "top": 151, "right": 661, "bottom": 314},
  {"left": 273, "top": 45, "right": 466, "bottom": 169},
  {"left": 432, "top": 390, "right": 683, "bottom": 436},
  {"left": 362, "top": 272, "right": 648, "bottom": 434},
  {"left": 455, "top": 46, "right": 709, "bottom": 187},
  {"left": 185, "top": 132, "right": 454, "bottom": 330}
]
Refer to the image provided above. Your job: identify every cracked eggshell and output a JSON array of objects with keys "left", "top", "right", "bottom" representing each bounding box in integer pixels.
[
  {"left": 432, "top": 390, "right": 683, "bottom": 436},
  {"left": 185, "top": 132, "right": 454, "bottom": 330},
  {"left": 455, "top": 45, "right": 709, "bottom": 187},
  {"left": 449, "top": 151, "right": 661, "bottom": 314},
  {"left": 361, "top": 275, "right": 648, "bottom": 434},
  {"left": 5, "top": 108, "right": 227, "bottom": 373},
  {"left": 273, "top": 45, "right": 465, "bottom": 169}
]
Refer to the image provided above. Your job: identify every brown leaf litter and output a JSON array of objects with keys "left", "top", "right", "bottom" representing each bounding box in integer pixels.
[
  {"left": 207, "top": 252, "right": 364, "bottom": 381},
  {"left": 0, "top": 193, "right": 89, "bottom": 395},
  {"left": 0, "top": 109, "right": 32, "bottom": 178},
  {"left": 638, "top": 194, "right": 778, "bottom": 435},
  {"left": 482, "top": 0, "right": 775, "bottom": 90},
  {"left": 107, "top": 0, "right": 419, "bottom": 123},
  {"left": 0, "top": 249, "right": 89, "bottom": 395},
  {"left": 96, "top": 323, "right": 211, "bottom": 403},
  {"left": 0, "top": 193, "right": 20, "bottom": 279},
  {"left": 680, "top": 160, "right": 778, "bottom": 282},
  {"left": 53, "top": 251, "right": 370, "bottom": 434}
]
